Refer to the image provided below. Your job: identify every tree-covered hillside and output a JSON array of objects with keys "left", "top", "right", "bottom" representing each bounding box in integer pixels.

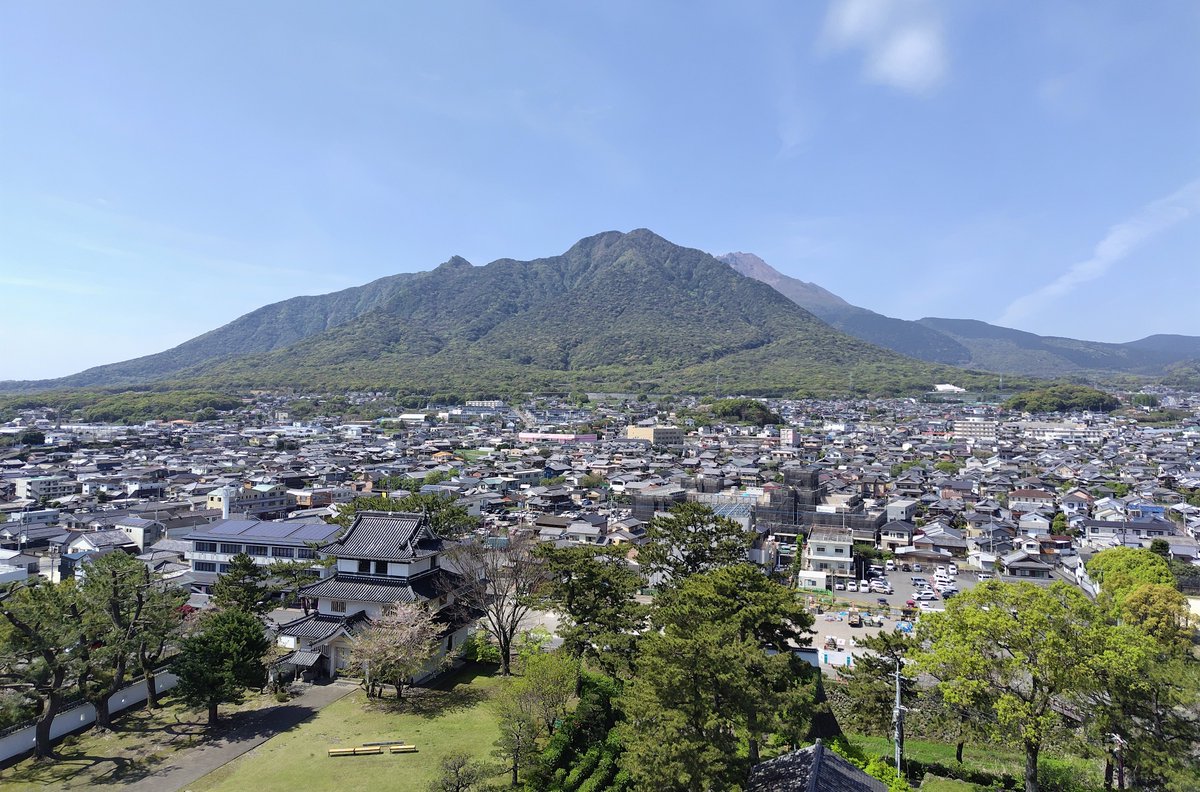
[{"left": 4, "top": 230, "right": 1012, "bottom": 398}]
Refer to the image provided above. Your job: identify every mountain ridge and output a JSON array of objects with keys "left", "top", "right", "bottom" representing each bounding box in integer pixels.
[
  {"left": 722, "top": 253, "right": 1200, "bottom": 379},
  {"left": 1, "top": 230, "right": 1003, "bottom": 397}
]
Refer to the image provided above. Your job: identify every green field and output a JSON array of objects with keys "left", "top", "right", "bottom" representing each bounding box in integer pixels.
[
  {"left": 849, "top": 734, "right": 1102, "bottom": 789},
  {"left": 919, "top": 777, "right": 980, "bottom": 791},
  {"left": 190, "top": 665, "right": 505, "bottom": 792}
]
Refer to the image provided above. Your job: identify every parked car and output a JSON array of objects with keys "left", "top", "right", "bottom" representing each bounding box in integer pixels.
[
  {"left": 913, "top": 563, "right": 923, "bottom": 572},
  {"left": 935, "top": 565, "right": 947, "bottom": 576},
  {"left": 914, "top": 590, "right": 937, "bottom": 601},
  {"left": 900, "top": 563, "right": 912, "bottom": 572},
  {"left": 885, "top": 559, "right": 896, "bottom": 571},
  {"left": 948, "top": 563, "right": 958, "bottom": 576},
  {"left": 877, "top": 597, "right": 889, "bottom": 607},
  {"left": 845, "top": 581, "right": 858, "bottom": 592},
  {"left": 834, "top": 581, "right": 846, "bottom": 591}
]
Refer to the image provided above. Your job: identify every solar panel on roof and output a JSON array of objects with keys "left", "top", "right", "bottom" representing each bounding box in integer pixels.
[
  {"left": 292, "top": 524, "right": 338, "bottom": 540},
  {"left": 210, "top": 521, "right": 259, "bottom": 535},
  {"left": 255, "top": 523, "right": 299, "bottom": 538}
]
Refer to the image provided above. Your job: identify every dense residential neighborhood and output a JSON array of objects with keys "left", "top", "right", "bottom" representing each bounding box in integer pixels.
[{"left": 0, "top": 389, "right": 1198, "bottom": 790}]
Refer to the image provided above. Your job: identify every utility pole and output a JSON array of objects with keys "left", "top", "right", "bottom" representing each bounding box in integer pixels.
[{"left": 893, "top": 656, "right": 905, "bottom": 777}]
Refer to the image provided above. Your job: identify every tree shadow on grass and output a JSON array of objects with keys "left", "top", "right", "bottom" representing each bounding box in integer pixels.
[
  {"left": 0, "top": 749, "right": 168, "bottom": 788},
  {"left": 390, "top": 684, "right": 489, "bottom": 719},
  {"left": 365, "top": 664, "right": 498, "bottom": 719}
]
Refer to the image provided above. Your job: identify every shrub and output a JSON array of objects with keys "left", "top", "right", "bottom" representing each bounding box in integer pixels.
[{"left": 564, "top": 745, "right": 602, "bottom": 791}]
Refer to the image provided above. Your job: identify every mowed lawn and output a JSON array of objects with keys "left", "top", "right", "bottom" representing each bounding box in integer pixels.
[{"left": 190, "top": 664, "right": 505, "bottom": 792}]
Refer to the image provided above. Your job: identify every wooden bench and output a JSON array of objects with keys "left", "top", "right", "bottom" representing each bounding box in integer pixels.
[{"left": 328, "top": 746, "right": 384, "bottom": 756}]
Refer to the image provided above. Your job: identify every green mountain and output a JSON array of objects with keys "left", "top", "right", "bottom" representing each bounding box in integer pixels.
[
  {"left": 1, "top": 230, "right": 1003, "bottom": 397},
  {"left": 0, "top": 272, "right": 421, "bottom": 391},
  {"left": 722, "top": 252, "right": 1200, "bottom": 380}
]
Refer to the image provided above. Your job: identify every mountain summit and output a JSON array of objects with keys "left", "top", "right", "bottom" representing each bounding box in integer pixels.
[{"left": 3, "top": 230, "right": 985, "bottom": 396}]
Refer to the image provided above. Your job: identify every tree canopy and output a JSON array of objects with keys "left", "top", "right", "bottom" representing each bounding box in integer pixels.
[
  {"left": 914, "top": 581, "right": 1115, "bottom": 792},
  {"left": 618, "top": 565, "right": 816, "bottom": 789},
  {"left": 640, "top": 502, "right": 756, "bottom": 587},
  {"left": 173, "top": 608, "right": 270, "bottom": 725},
  {"left": 1003, "top": 384, "right": 1118, "bottom": 413}
]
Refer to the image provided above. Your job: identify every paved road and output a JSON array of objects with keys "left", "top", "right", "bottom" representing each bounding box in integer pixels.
[{"left": 126, "top": 679, "right": 356, "bottom": 792}]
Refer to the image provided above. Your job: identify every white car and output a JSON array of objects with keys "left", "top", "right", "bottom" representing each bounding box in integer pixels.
[
  {"left": 870, "top": 583, "right": 893, "bottom": 595},
  {"left": 977, "top": 572, "right": 992, "bottom": 581},
  {"left": 885, "top": 559, "right": 896, "bottom": 571},
  {"left": 845, "top": 581, "right": 858, "bottom": 592},
  {"left": 948, "top": 563, "right": 959, "bottom": 576},
  {"left": 935, "top": 565, "right": 947, "bottom": 576},
  {"left": 834, "top": 581, "right": 846, "bottom": 591},
  {"left": 914, "top": 590, "right": 937, "bottom": 601}
]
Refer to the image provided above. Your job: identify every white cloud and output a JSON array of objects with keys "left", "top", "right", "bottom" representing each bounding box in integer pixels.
[
  {"left": 1000, "top": 178, "right": 1200, "bottom": 325},
  {"left": 820, "top": 0, "right": 947, "bottom": 95}
]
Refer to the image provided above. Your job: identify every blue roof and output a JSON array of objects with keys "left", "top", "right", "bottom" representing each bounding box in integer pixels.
[{"left": 185, "top": 518, "right": 339, "bottom": 545}]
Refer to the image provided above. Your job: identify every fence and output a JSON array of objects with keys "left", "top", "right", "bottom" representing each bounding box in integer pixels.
[{"left": 0, "top": 670, "right": 178, "bottom": 765}]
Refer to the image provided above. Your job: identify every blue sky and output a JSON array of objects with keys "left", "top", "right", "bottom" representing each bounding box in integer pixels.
[{"left": 2, "top": 1, "right": 1198, "bottom": 380}]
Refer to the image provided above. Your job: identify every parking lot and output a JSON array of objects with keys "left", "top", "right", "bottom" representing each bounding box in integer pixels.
[
  {"left": 838, "top": 563, "right": 981, "bottom": 609},
  {"left": 801, "top": 565, "right": 984, "bottom": 662}
]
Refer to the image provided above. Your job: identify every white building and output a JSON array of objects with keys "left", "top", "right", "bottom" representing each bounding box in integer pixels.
[
  {"left": 276, "top": 511, "right": 473, "bottom": 679},
  {"left": 803, "top": 527, "right": 854, "bottom": 582}
]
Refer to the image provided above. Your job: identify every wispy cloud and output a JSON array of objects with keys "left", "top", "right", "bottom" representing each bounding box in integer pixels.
[
  {"left": 1000, "top": 178, "right": 1200, "bottom": 325},
  {"left": 0, "top": 275, "right": 107, "bottom": 296},
  {"left": 820, "top": 0, "right": 947, "bottom": 95}
]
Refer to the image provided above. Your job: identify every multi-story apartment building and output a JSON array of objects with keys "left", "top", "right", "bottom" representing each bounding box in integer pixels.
[
  {"left": 206, "top": 483, "right": 295, "bottom": 518},
  {"left": 625, "top": 425, "right": 685, "bottom": 446},
  {"left": 14, "top": 475, "right": 76, "bottom": 502}
]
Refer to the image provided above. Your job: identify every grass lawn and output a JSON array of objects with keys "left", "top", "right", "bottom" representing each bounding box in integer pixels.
[
  {"left": 919, "top": 777, "right": 981, "bottom": 791},
  {"left": 189, "top": 664, "right": 505, "bottom": 792},
  {"left": 0, "top": 690, "right": 279, "bottom": 791},
  {"left": 849, "top": 734, "right": 1101, "bottom": 789}
]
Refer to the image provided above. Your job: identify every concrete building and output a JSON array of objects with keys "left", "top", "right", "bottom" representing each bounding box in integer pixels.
[
  {"left": 625, "top": 425, "right": 684, "bottom": 446},
  {"left": 803, "top": 527, "right": 854, "bottom": 582}
]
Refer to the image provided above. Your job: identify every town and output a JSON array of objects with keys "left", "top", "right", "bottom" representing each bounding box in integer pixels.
[{"left": 0, "top": 388, "right": 1196, "bottom": 791}]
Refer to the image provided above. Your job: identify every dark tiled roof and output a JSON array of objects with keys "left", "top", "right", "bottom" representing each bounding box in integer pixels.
[
  {"left": 748, "top": 742, "right": 887, "bottom": 792},
  {"left": 324, "top": 511, "right": 442, "bottom": 561},
  {"left": 276, "top": 611, "right": 369, "bottom": 641},
  {"left": 299, "top": 568, "right": 460, "bottom": 604}
]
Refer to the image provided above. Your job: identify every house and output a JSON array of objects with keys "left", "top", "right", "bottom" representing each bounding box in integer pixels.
[
  {"left": 879, "top": 520, "right": 914, "bottom": 552},
  {"left": 275, "top": 511, "right": 473, "bottom": 679},
  {"left": 1007, "top": 488, "right": 1056, "bottom": 514},
  {"left": 748, "top": 740, "right": 886, "bottom": 792},
  {"left": 999, "top": 545, "right": 1054, "bottom": 580},
  {"left": 114, "top": 516, "right": 164, "bottom": 551}
]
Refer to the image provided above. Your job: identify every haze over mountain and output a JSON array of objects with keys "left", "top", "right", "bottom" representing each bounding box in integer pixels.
[
  {"left": 0, "top": 230, "right": 1003, "bottom": 398},
  {"left": 722, "top": 253, "right": 1200, "bottom": 380},
  {"left": 720, "top": 253, "right": 973, "bottom": 366}
]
